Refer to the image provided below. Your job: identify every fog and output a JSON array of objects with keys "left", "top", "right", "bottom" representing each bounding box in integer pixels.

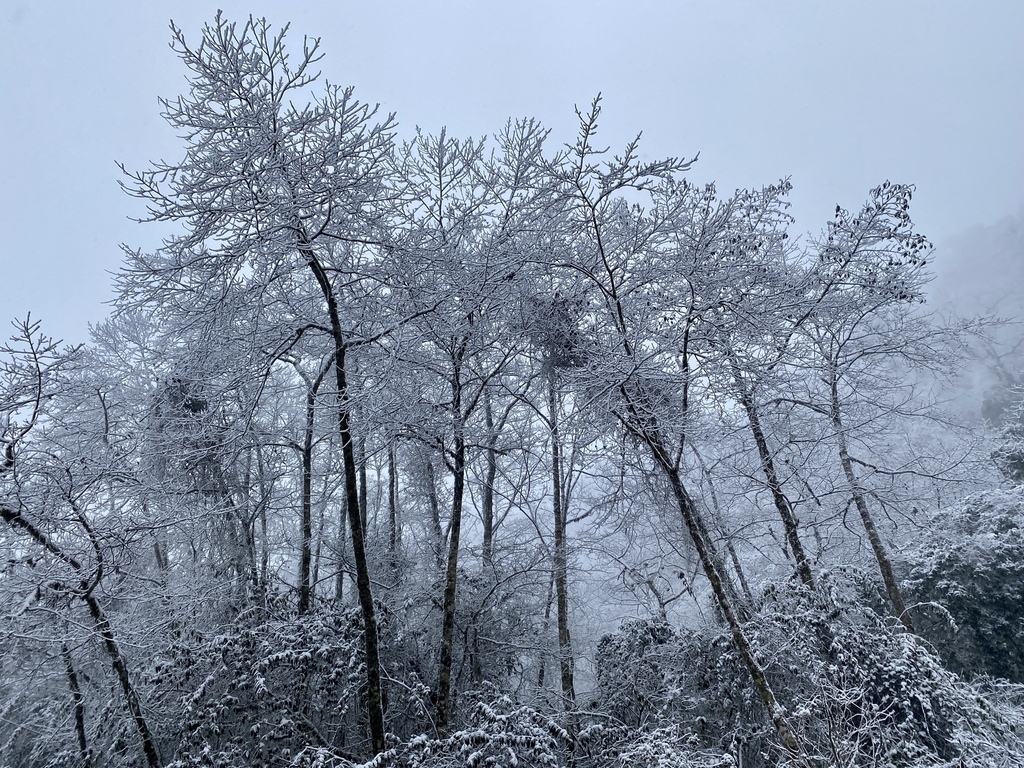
[{"left": 2, "top": 1, "right": 1022, "bottom": 345}]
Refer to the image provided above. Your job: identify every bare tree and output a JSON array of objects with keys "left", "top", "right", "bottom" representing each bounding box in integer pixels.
[
  {"left": 549, "top": 98, "right": 811, "bottom": 763},
  {"left": 1, "top": 319, "right": 162, "bottom": 767},
  {"left": 116, "top": 16, "right": 399, "bottom": 754}
]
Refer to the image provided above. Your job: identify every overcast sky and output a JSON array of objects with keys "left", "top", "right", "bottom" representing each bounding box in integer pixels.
[{"left": 2, "top": 1, "right": 1022, "bottom": 345}]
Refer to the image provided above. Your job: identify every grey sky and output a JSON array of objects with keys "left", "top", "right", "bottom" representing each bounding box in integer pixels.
[{"left": 2, "top": 1, "right": 1022, "bottom": 345}]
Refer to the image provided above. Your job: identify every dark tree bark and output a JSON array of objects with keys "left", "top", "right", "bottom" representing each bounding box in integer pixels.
[
  {"left": 829, "top": 374, "right": 914, "bottom": 633},
  {"left": 436, "top": 351, "right": 467, "bottom": 734},
  {"left": 63, "top": 642, "right": 92, "bottom": 768},
  {"left": 304, "top": 243, "right": 387, "bottom": 755},
  {"left": 334, "top": 499, "right": 347, "bottom": 603},
  {"left": 298, "top": 384, "right": 315, "bottom": 614},
  {"left": 548, "top": 369, "right": 576, "bottom": 715},
  {"left": 388, "top": 445, "right": 400, "bottom": 561},
  {"left": 358, "top": 435, "right": 369, "bottom": 531},
  {"left": 481, "top": 390, "right": 497, "bottom": 568},
  {"left": 537, "top": 568, "right": 555, "bottom": 689},
  {"left": 729, "top": 355, "right": 816, "bottom": 589},
  {"left": 425, "top": 455, "right": 444, "bottom": 570},
  {"left": 297, "top": 359, "right": 329, "bottom": 615}
]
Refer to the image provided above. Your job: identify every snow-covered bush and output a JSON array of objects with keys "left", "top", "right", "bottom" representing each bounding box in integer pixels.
[
  {"left": 593, "top": 577, "right": 1024, "bottom": 767},
  {"left": 901, "top": 488, "right": 1024, "bottom": 681},
  {"left": 287, "top": 694, "right": 571, "bottom": 768},
  {"left": 167, "top": 606, "right": 369, "bottom": 768}
]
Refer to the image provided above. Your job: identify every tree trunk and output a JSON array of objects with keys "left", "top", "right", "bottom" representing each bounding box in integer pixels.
[
  {"left": 633, "top": 429, "right": 809, "bottom": 765},
  {"left": 548, "top": 369, "right": 576, "bottom": 715},
  {"left": 298, "top": 383, "right": 315, "bottom": 614},
  {"left": 304, "top": 245, "right": 387, "bottom": 755},
  {"left": 84, "top": 593, "right": 163, "bottom": 768},
  {"left": 482, "top": 390, "right": 497, "bottom": 568},
  {"left": 725, "top": 536, "right": 756, "bottom": 607},
  {"left": 388, "top": 445, "right": 400, "bottom": 565},
  {"left": 358, "top": 435, "right": 368, "bottom": 531},
  {"left": 729, "top": 356, "right": 815, "bottom": 589},
  {"left": 63, "top": 642, "right": 92, "bottom": 768},
  {"left": 0, "top": 505, "right": 163, "bottom": 767},
  {"left": 829, "top": 376, "right": 914, "bottom": 633},
  {"left": 334, "top": 494, "right": 347, "bottom": 603},
  {"left": 312, "top": 481, "right": 327, "bottom": 604},
  {"left": 537, "top": 568, "right": 555, "bottom": 689},
  {"left": 436, "top": 367, "right": 466, "bottom": 734},
  {"left": 425, "top": 456, "right": 444, "bottom": 570}
]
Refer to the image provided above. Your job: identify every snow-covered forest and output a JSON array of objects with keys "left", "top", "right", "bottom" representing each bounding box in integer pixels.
[{"left": 3, "top": 16, "right": 1024, "bottom": 768}]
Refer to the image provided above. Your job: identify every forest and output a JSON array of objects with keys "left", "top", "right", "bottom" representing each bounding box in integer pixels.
[{"left": 3, "top": 15, "right": 1024, "bottom": 768}]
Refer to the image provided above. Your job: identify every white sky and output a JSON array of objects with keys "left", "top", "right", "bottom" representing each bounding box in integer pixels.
[{"left": 2, "top": 1, "right": 1023, "bottom": 345}]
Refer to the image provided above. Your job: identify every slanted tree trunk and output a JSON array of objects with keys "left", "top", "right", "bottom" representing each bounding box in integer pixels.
[
  {"left": 84, "top": 592, "right": 162, "bottom": 767},
  {"left": 0, "top": 505, "right": 162, "bottom": 767},
  {"left": 729, "top": 354, "right": 816, "bottom": 589},
  {"left": 304, "top": 243, "right": 387, "bottom": 755},
  {"left": 829, "top": 373, "right": 914, "bottom": 633},
  {"left": 63, "top": 642, "right": 92, "bottom": 768},
  {"left": 632, "top": 432, "right": 809, "bottom": 764}
]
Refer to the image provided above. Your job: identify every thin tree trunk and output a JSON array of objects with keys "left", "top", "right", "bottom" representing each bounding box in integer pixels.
[
  {"left": 663, "top": 467, "right": 807, "bottom": 763},
  {"left": 256, "top": 446, "right": 270, "bottom": 605},
  {"left": 84, "top": 593, "right": 163, "bottom": 767},
  {"left": 0, "top": 506, "right": 163, "bottom": 767},
  {"left": 299, "top": 383, "right": 315, "bottom": 614},
  {"left": 482, "top": 390, "right": 497, "bottom": 568},
  {"left": 63, "top": 642, "right": 92, "bottom": 768},
  {"left": 388, "top": 445, "right": 400, "bottom": 562},
  {"left": 304, "top": 244, "right": 387, "bottom": 755},
  {"left": 312, "top": 529, "right": 323, "bottom": 605},
  {"left": 358, "top": 436, "right": 368, "bottom": 531},
  {"left": 537, "top": 568, "right": 555, "bottom": 689},
  {"left": 436, "top": 368, "right": 466, "bottom": 734},
  {"left": 829, "top": 376, "right": 914, "bottom": 633},
  {"left": 725, "top": 537, "right": 756, "bottom": 607},
  {"left": 631, "top": 427, "right": 809, "bottom": 765},
  {"left": 425, "top": 456, "right": 444, "bottom": 570},
  {"left": 729, "top": 355, "right": 815, "bottom": 589},
  {"left": 334, "top": 489, "right": 347, "bottom": 603},
  {"left": 693, "top": 447, "right": 756, "bottom": 612},
  {"left": 312, "top": 480, "right": 327, "bottom": 603},
  {"left": 548, "top": 369, "right": 576, "bottom": 715}
]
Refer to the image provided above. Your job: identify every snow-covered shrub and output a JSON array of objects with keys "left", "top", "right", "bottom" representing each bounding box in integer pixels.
[
  {"left": 984, "top": 382, "right": 1024, "bottom": 483},
  {"left": 167, "top": 606, "right": 368, "bottom": 768},
  {"left": 594, "top": 617, "right": 686, "bottom": 727},
  {"left": 594, "top": 615, "right": 771, "bottom": 761},
  {"left": 593, "top": 577, "right": 1024, "bottom": 767},
  {"left": 287, "top": 694, "right": 571, "bottom": 768},
  {"left": 901, "top": 488, "right": 1024, "bottom": 681}
]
